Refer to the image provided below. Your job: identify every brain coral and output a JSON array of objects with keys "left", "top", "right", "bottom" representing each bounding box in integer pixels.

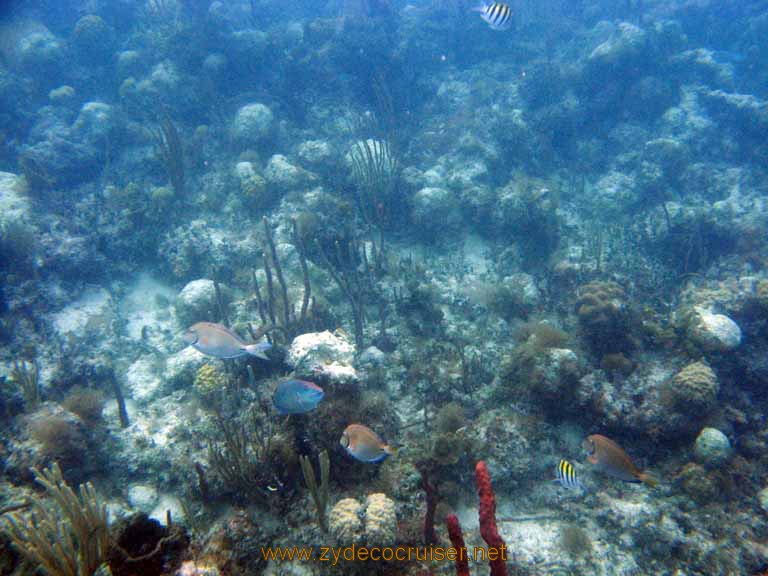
[
  {"left": 329, "top": 494, "right": 397, "bottom": 546},
  {"left": 329, "top": 498, "right": 363, "bottom": 545},
  {"left": 363, "top": 493, "right": 397, "bottom": 546},
  {"left": 670, "top": 361, "right": 719, "bottom": 412},
  {"left": 575, "top": 281, "right": 632, "bottom": 356}
]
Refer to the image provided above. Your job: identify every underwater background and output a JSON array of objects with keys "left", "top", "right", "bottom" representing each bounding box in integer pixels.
[{"left": 1, "top": 0, "right": 768, "bottom": 574}]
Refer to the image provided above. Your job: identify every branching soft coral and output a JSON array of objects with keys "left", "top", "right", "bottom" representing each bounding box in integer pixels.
[{"left": 1, "top": 463, "right": 109, "bottom": 576}]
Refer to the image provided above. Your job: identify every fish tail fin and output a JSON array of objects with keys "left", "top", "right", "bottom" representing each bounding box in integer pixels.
[
  {"left": 639, "top": 471, "right": 659, "bottom": 488},
  {"left": 244, "top": 342, "right": 272, "bottom": 360},
  {"left": 470, "top": 3, "right": 487, "bottom": 12}
]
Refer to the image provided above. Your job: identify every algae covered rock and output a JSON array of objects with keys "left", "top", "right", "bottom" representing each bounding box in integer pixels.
[
  {"left": 694, "top": 427, "right": 732, "bottom": 467},
  {"left": 688, "top": 306, "right": 742, "bottom": 351}
]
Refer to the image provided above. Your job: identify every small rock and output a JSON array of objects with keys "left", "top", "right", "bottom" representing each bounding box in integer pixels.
[
  {"left": 694, "top": 427, "right": 732, "bottom": 466},
  {"left": 358, "top": 346, "right": 386, "bottom": 367}
]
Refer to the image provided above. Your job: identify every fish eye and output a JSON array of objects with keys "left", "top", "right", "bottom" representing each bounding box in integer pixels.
[{"left": 182, "top": 329, "right": 198, "bottom": 344}]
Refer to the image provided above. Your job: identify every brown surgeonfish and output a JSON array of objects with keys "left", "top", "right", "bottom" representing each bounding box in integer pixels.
[
  {"left": 182, "top": 322, "right": 271, "bottom": 360},
  {"left": 583, "top": 434, "right": 657, "bottom": 487}
]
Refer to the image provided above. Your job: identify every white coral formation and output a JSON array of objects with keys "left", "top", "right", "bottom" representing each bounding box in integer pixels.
[
  {"left": 287, "top": 330, "right": 358, "bottom": 384},
  {"left": 688, "top": 306, "right": 742, "bottom": 351},
  {"left": 329, "top": 498, "right": 363, "bottom": 545},
  {"left": 363, "top": 493, "right": 397, "bottom": 546},
  {"left": 329, "top": 494, "right": 397, "bottom": 546}
]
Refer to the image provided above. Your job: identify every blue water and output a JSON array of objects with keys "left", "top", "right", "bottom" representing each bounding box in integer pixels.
[{"left": 1, "top": 1, "right": 767, "bottom": 575}]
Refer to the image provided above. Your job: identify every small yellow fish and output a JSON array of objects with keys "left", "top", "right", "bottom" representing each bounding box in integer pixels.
[
  {"left": 583, "top": 434, "right": 657, "bottom": 487},
  {"left": 340, "top": 424, "right": 397, "bottom": 463}
]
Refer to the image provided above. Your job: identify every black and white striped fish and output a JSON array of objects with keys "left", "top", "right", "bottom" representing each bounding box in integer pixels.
[
  {"left": 472, "top": 2, "right": 513, "bottom": 31},
  {"left": 555, "top": 459, "right": 585, "bottom": 491}
]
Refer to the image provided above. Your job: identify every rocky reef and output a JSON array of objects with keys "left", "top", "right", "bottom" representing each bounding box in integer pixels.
[{"left": 1, "top": 1, "right": 768, "bottom": 576}]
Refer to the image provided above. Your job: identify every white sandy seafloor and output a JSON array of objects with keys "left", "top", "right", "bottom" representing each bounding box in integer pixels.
[{"left": 48, "top": 272, "right": 204, "bottom": 526}]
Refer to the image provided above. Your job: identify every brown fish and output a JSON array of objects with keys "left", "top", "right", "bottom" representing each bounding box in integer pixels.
[
  {"left": 340, "top": 424, "right": 397, "bottom": 463},
  {"left": 583, "top": 434, "right": 657, "bottom": 487},
  {"left": 182, "top": 322, "right": 271, "bottom": 360}
]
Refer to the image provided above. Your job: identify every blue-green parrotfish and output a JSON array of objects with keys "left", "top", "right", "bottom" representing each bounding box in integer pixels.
[
  {"left": 340, "top": 424, "right": 397, "bottom": 463},
  {"left": 182, "top": 322, "right": 271, "bottom": 360},
  {"left": 272, "top": 379, "right": 324, "bottom": 414}
]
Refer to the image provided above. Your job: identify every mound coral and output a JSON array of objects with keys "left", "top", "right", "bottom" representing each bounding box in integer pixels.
[
  {"left": 669, "top": 361, "right": 719, "bottom": 413},
  {"left": 575, "top": 281, "right": 634, "bottom": 356}
]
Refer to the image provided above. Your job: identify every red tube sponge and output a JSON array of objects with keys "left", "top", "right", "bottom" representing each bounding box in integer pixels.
[
  {"left": 475, "top": 461, "right": 508, "bottom": 576},
  {"left": 446, "top": 514, "right": 470, "bottom": 576}
]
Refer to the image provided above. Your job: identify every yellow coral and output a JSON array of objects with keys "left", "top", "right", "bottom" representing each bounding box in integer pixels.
[
  {"left": 329, "top": 498, "right": 363, "bottom": 545},
  {"left": 328, "top": 494, "right": 397, "bottom": 547},
  {"left": 194, "top": 364, "right": 226, "bottom": 396},
  {"left": 363, "top": 493, "right": 396, "bottom": 546}
]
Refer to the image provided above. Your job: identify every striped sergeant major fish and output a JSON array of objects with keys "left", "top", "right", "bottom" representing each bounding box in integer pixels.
[
  {"left": 472, "top": 2, "right": 513, "bottom": 31},
  {"left": 555, "top": 459, "right": 586, "bottom": 491}
]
